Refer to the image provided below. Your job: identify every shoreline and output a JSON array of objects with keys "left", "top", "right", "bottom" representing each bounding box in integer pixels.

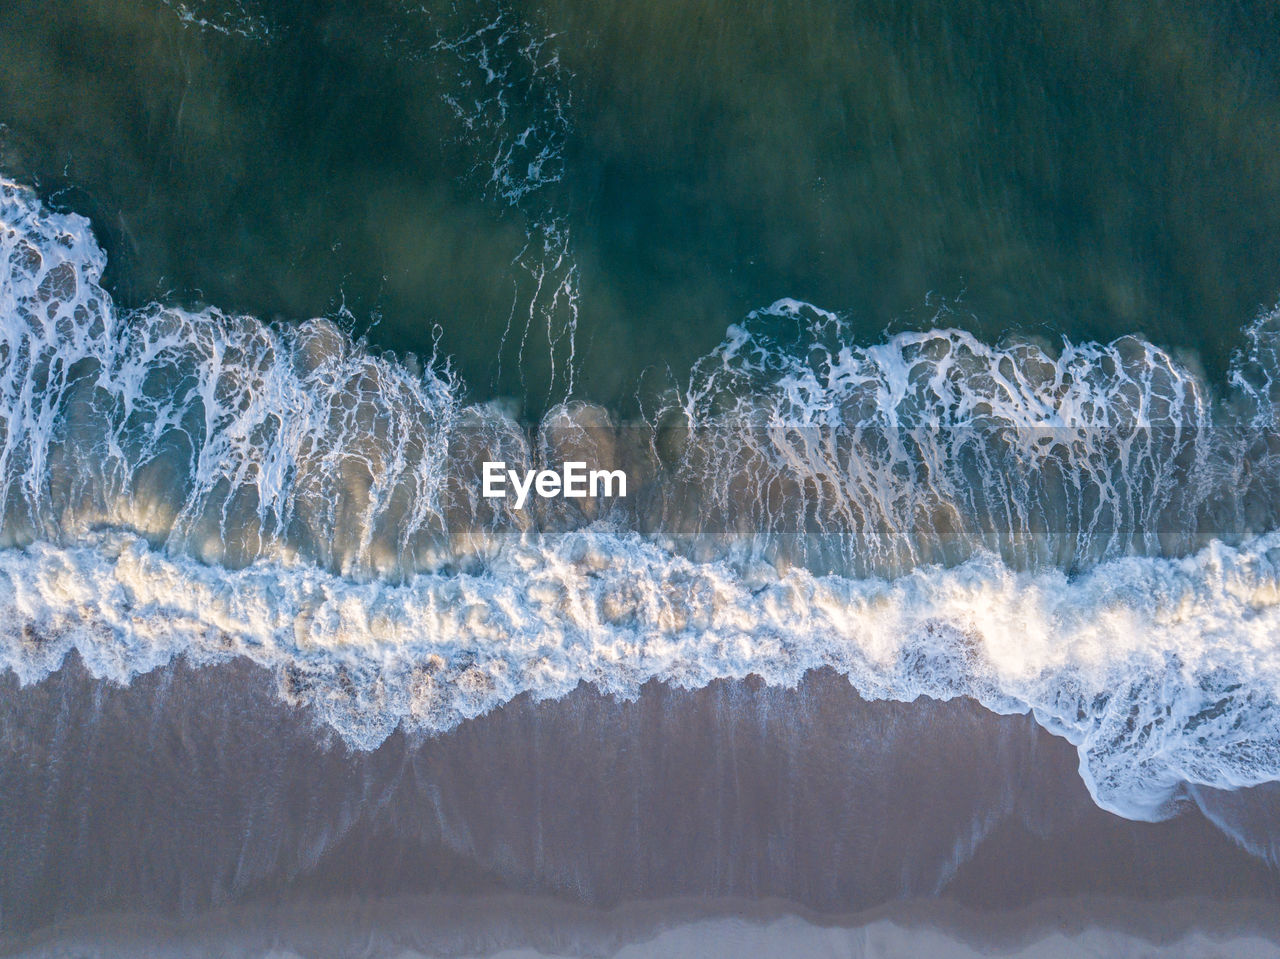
[{"left": 6, "top": 892, "right": 1280, "bottom": 958}]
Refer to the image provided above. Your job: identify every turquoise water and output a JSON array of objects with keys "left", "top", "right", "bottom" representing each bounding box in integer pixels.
[{"left": 3, "top": 0, "right": 1279, "bottom": 412}]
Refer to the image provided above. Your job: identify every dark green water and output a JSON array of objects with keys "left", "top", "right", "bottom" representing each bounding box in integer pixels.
[{"left": 2, "top": 0, "right": 1279, "bottom": 412}]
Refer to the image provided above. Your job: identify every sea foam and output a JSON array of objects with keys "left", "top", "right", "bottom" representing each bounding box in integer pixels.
[{"left": 4, "top": 178, "right": 1280, "bottom": 825}]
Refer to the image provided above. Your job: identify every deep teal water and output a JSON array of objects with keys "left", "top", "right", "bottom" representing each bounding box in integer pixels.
[{"left": 2, "top": 0, "right": 1279, "bottom": 413}]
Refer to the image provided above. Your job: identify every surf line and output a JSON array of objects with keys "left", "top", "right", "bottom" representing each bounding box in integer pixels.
[{"left": 482, "top": 461, "right": 627, "bottom": 509}]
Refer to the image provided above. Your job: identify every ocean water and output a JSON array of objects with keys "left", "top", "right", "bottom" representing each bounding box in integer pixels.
[
  {"left": 3, "top": 0, "right": 1280, "bottom": 945},
  {"left": 4, "top": 0, "right": 1280, "bottom": 408}
]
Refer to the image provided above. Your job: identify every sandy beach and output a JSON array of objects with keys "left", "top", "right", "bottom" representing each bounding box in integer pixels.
[{"left": 2, "top": 657, "right": 1277, "bottom": 955}]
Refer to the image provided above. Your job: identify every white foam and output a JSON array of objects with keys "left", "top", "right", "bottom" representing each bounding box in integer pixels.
[
  {"left": 0, "top": 179, "right": 484, "bottom": 577},
  {"left": 656, "top": 296, "right": 1280, "bottom": 577},
  {"left": 161, "top": 0, "right": 274, "bottom": 40},
  {"left": 427, "top": 1, "right": 581, "bottom": 398},
  {"left": 5, "top": 524, "right": 1280, "bottom": 823}
]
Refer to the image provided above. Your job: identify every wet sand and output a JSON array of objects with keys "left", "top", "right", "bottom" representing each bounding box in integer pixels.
[
  {"left": 1, "top": 657, "right": 1278, "bottom": 954},
  {"left": 7, "top": 894, "right": 1280, "bottom": 958}
]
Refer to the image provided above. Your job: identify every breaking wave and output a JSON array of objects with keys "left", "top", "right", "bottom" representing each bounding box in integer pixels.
[{"left": 4, "top": 178, "right": 1280, "bottom": 824}]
